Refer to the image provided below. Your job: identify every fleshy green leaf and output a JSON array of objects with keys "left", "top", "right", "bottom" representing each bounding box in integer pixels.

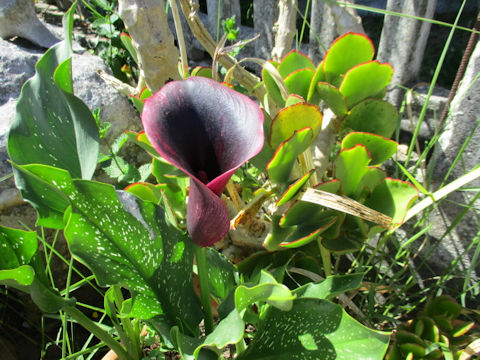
[
  {"left": 365, "top": 178, "right": 418, "bottom": 226},
  {"left": 238, "top": 298, "right": 390, "bottom": 360},
  {"left": 267, "top": 128, "right": 313, "bottom": 184},
  {"left": 340, "top": 61, "right": 393, "bottom": 108},
  {"left": 277, "top": 50, "right": 315, "bottom": 78},
  {"left": 285, "top": 94, "right": 305, "bottom": 107},
  {"left": 316, "top": 82, "right": 348, "bottom": 117},
  {"left": 344, "top": 99, "right": 398, "bottom": 139},
  {"left": 270, "top": 103, "right": 322, "bottom": 149},
  {"left": 284, "top": 68, "right": 315, "bottom": 100},
  {"left": 335, "top": 145, "right": 372, "bottom": 197},
  {"left": 323, "top": 32, "right": 375, "bottom": 84},
  {"left": 120, "top": 32, "right": 138, "bottom": 64},
  {"left": 341, "top": 132, "right": 398, "bottom": 166},
  {"left": 262, "top": 61, "right": 286, "bottom": 107},
  {"left": 307, "top": 61, "right": 325, "bottom": 104},
  {"left": 276, "top": 170, "right": 314, "bottom": 206},
  {"left": 263, "top": 215, "right": 295, "bottom": 251},
  {"left": 191, "top": 66, "right": 213, "bottom": 78}
]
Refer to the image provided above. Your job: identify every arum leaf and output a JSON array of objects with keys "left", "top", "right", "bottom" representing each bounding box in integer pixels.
[
  {"left": 171, "top": 310, "right": 244, "bottom": 360},
  {"left": 235, "top": 270, "right": 296, "bottom": 312},
  {"left": 344, "top": 99, "right": 398, "bottom": 138},
  {"left": 335, "top": 145, "right": 372, "bottom": 197},
  {"left": 0, "top": 226, "right": 74, "bottom": 312},
  {"left": 15, "top": 164, "right": 202, "bottom": 331},
  {"left": 294, "top": 273, "right": 364, "bottom": 300},
  {"left": 323, "top": 32, "right": 375, "bottom": 84},
  {"left": 142, "top": 77, "right": 264, "bottom": 246},
  {"left": 194, "top": 309, "right": 244, "bottom": 357},
  {"left": 267, "top": 128, "right": 313, "bottom": 184},
  {"left": 270, "top": 103, "right": 322, "bottom": 150},
  {"left": 316, "top": 82, "right": 348, "bottom": 117},
  {"left": 340, "top": 61, "right": 393, "bottom": 108},
  {"left": 284, "top": 68, "right": 315, "bottom": 100},
  {"left": 0, "top": 226, "right": 37, "bottom": 285},
  {"left": 365, "top": 178, "right": 419, "bottom": 226},
  {"left": 278, "top": 50, "right": 315, "bottom": 78},
  {"left": 206, "top": 248, "right": 237, "bottom": 299},
  {"left": 237, "top": 298, "right": 390, "bottom": 360},
  {"left": 342, "top": 132, "right": 398, "bottom": 166},
  {"left": 7, "top": 6, "right": 99, "bottom": 228}
]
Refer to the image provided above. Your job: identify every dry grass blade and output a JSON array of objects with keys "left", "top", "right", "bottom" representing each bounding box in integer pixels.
[
  {"left": 300, "top": 188, "right": 392, "bottom": 227},
  {"left": 459, "top": 338, "right": 480, "bottom": 360}
]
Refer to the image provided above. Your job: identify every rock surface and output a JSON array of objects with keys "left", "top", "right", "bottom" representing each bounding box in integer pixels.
[
  {"left": 0, "top": 0, "right": 60, "bottom": 48},
  {"left": 0, "top": 26, "right": 140, "bottom": 225}
]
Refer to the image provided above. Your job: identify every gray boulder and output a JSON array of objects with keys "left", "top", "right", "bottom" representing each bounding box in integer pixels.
[
  {"left": 0, "top": 0, "right": 59, "bottom": 48},
  {"left": 0, "top": 36, "right": 141, "bottom": 223}
]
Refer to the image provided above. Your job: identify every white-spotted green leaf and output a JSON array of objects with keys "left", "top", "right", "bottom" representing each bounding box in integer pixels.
[
  {"left": 0, "top": 225, "right": 74, "bottom": 312},
  {"left": 206, "top": 248, "right": 237, "bottom": 299},
  {"left": 14, "top": 164, "right": 202, "bottom": 333},
  {"left": 235, "top": 270, "right": 296, "bottom": 312},
  {"left": 293, "top": 273, "right": 364, "bottom": 300},
  {"left": 238, "top": 298, "right": 390, "bottom": 360},
  {"left": 7, "top": 5, "right": 99, "bottom": 229}
]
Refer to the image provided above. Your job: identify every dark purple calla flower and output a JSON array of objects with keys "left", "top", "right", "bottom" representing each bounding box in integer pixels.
[{"left": 142, "top": 77, "right": 264, "bottom": 247}]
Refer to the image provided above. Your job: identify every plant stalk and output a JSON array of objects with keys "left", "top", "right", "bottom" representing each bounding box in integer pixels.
[
  {"left": 318, "top": 238, "right": 332, "bottom": 277},
  {"left": 63, "top": 306, "right": 132, "bottom": 360},
  {"left": 169, "top": 0, "right": 189, "bottom": 78},
  {"left": 194, "top": 245, "right": 214, "bottom": 334}
]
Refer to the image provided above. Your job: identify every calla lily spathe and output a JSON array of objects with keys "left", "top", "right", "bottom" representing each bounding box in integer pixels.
[{"left": 142, "top": 77, "right": 264, "bottom": 246}]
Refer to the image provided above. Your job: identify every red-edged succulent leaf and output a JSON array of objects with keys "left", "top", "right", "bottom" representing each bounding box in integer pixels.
[
  {"left": 341, "top": 132, "right": 398, "bottom": 166},
  {"left": 285, "top": 94, "right": 305, "bottom": 107},
  {"left": 276, "top": 170, "right": 314, "bottom": 206},
  {"left": 339, "top": 61, "right": 393, "bottom": 108},
  {"left": 142, "top": 77, "right": 264, "bottom": 246},
  {"left": 323, "top": 32, "right": 375, "bottom": 84},
  {"left": 284, "top": 68, "right": 315, "bottom": 100},
  {"left": 334, "top": 145, "right": 372, "bottom": 197},
  {"left": 270, "top": 103, "right": 322, "bottom": 149},
  {"left": 365, "top": 178, "right": 419, "bottom": 227},
  {"left": 343, "top": 99, "right": 398, "bottom": 138},
  {"left": 307, "top": 61, "right": 325, "bottom": 104},
  {"left": 315, "top": 82, "right": 348, "bottom": 117},
  {"left": 267, "top": 128, "right": 313, "bottom": 184},
  {"left": 277, "top": 50, "right": 315, "bottom": 78}
]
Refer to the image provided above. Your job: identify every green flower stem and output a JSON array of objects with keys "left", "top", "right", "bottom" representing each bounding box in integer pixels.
[
  {"left": 194, "top": 244, "right": 214, "bottom": 334},
  {"left": 236, "top": 338, "right": 247, "bottom": 355},
  {"left": 113, "top": 285, "right": 141, "bottom": 359},
  {"left": 318, "top": 238, "right": 332, "bottom": 277},
  {"left": 63, "top": 306, "right": 133, "bottom": 360}
]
